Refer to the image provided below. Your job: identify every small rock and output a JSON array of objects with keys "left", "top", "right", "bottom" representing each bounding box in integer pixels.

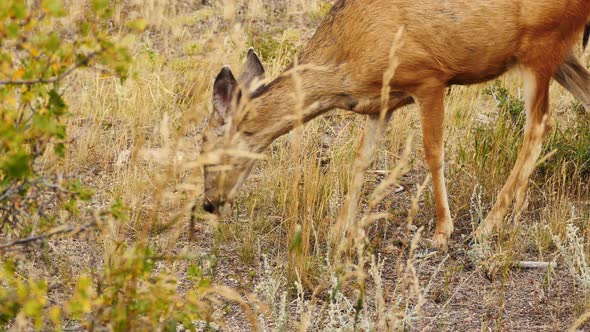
[{"left": 115, "top": 149, "right": 131, "bottom": 168}]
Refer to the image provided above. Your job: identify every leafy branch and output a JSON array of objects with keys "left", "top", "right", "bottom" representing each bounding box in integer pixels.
[
  {"left": 0, "top": 1, "right": 134, "bottom": 242},
  {"left": 0, "top": 50, "right": 102, "bottom": 86}
]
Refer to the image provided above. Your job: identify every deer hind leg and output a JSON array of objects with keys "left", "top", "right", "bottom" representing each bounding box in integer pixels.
[
  {"left": 476, "top": 68, "right": 553, "bottom": 241},
  {"left": 554, "top": 53, "right": 590, "bottom": 113},
  {"left": 415, "top": 86, "right": 453, "bottom": 250}
]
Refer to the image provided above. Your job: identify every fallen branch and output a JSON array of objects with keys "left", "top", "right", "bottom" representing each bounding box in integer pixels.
[
  {"left": 512, "top": 261, "right": 557, "bottom": 269},
  {"left": 570, "top": 308, "right": 590, "bottom": 332},
  {"left": 0, "top": 221, "right": 96, "bottom": 251}
]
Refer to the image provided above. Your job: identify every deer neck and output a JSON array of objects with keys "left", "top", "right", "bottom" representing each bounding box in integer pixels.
[{"left": 238, "top": 65, "right": 358, "bottom": 152}]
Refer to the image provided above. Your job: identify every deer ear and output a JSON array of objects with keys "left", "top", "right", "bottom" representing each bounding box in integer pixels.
[
  {"left": 239, "top": 48, "right": 265, "bottom": 90},
  {"left": 213, "top": 66, "right": 238, "bottom": 120}
]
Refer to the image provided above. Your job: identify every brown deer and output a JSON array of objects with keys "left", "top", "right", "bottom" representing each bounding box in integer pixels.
[{"left": 200, "top": 0, "right": 590, "bottom": 249}]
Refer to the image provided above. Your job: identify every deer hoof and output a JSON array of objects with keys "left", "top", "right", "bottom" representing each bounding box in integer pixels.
[
  {"left": 474, "top": 227, "right": 486, "bottom": 243},
  {"left": 476, "top": 209, "right": 506, "bottom": 243},
  {"left": 475, "top": 218, "right": 497, "bottom": 244},
  {"left": 425, "top": 233, "right": 449, "bottom": 251}
]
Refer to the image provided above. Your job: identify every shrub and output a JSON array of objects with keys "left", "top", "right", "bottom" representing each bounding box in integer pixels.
[{"left": 0, "top": 0, "right": 133, "bottom": 238}]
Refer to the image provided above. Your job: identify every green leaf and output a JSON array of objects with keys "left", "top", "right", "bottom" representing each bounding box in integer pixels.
[
  {"left": 64, "top": 198, "right": 80, "bottom": 214},
  {"left": 196, "top": 278, "right": 211, "bottom": 290},
  {"left": 69, "top": 180, "right": 94, "bottom": 200},
  {"left": 289, "top": 224, "right": 303, "bottom": 253},
  {"left": 44, "top": 33, "right": 62, "bottom": 53},
  {"left": 48, "top": 306, "right": 61, "bottom": 327},
  {"left": 23, "top": 298, "right": 43, "bottom": 316},
  {"left": 11, "top": 3, "right": 26, "bottom": 20},
  {"left": 79, "top": 22, "right": 90, "bottom": 36},
  {"left": 41, "top": 0, "right": 64, "bottom": 16},
  {"left": 32, "top": 111, "right": 48, "bottom": 127},
  {"left": 91, "top": 0, "right": 109, "bottom": 12},
  {"left": 110, "top": 198, "right": 130, "bottom": 221},
  {"left": 55, "top": 124, "right": 66, "bottom": 139},
  {"left": 126, "top": 19, "right": 147, "bottom": 32},
  {"left": 66, "top": 275, "right": 93, "bottom": 319},
  {"left": 48, "top": 89, "right": 67, "bottom": 115},
  {"left": 2, "top": 260, "right": 16, "bottom": 277},
  {"left": 187, "top": 264, "right": 203, "bottom": 279},
  {"left": 1, "top": 152, "right": 31, "bottom": 179},
  {"left": 54, "top": 142, "right": 65, "bottom": 157},
  {"left": 6, "top": 22, "right": 19, "bottom": 38}
]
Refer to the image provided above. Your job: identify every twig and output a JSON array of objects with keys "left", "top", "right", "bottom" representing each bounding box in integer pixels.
[
  {"left": 368, "top": 170, "right": 390, "bottom": 175},
  {"left": 0, "top": 221, "right": 96, "bottom": 250},
  {"left": 570, "top": 308, "right": 590, "bottom": 332},
  {"left": 62, "top": 326, "right": 87, "bottom": 332},
  {"left": 512, "top": 261, "right": 557, "bottom": 269},
  {"left": 0, "top": 50, "right": 102, "bottom": 86},
  {"left": 0, "top": 181, "right": 23, "bottom": 202}
]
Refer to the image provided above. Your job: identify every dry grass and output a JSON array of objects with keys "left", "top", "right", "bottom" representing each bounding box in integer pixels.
[{"left": 3, "top": 0, "right": 590, "bottom": 331}]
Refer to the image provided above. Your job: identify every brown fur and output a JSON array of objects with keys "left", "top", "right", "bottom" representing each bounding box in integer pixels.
[{"left": 202, "top": 0, "right": 590, "bottom": 249}]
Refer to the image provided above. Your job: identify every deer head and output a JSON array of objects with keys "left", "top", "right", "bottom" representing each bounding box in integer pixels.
[{"left": 201, "top": 49, "right": 265, "bottom": 214}]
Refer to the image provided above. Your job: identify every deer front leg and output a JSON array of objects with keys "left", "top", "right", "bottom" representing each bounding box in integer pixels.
[
  {"left": 476, "top": 69, "right": 553, "bottom": 241},
  {"left": 336, "top": 112, "right": 394, "bottom": 238},
  {"left": 416, "top": 86, "right": 453, "bottom": 250}
]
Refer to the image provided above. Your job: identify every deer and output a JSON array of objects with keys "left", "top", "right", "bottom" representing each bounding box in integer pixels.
[{"left": 200, "top": 0, "right": 590, "bottom": 250}]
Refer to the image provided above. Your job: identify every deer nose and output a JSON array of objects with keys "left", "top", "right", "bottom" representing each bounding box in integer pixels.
[{"left": 203, "top": 199, "right": 217, "bottom": 213}]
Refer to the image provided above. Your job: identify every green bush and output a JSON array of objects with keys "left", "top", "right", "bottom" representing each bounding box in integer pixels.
[
  {"left": 458, "top": 80, "right": 524, "bottom": 188},
  {"left": 0, "top": 2, "right": 247, "bottom": 330},
  {"left": 541, "top": 111, "right": 590, "bottom": 180},
  {"left": 0, "top": 0, "right": 133, "bottom": 237},
  {"left": 247, "top": 29, "right": 300, "bottom": 67},
  {"left": 458, "top": 80, "right": 590, "bottom": 199}
]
